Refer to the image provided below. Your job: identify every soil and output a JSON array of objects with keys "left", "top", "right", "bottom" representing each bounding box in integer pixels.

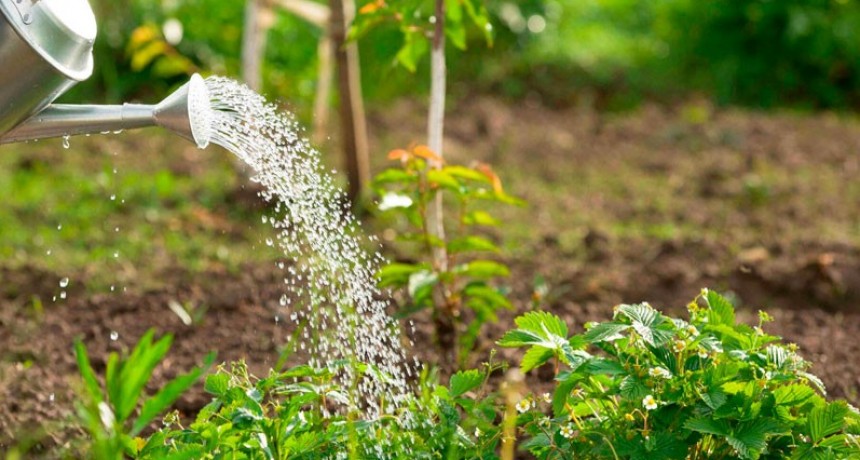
[{"left": 2, "top": 99, "right": 860, "bottom": 457}]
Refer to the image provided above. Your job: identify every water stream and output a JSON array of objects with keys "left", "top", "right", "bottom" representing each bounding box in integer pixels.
[{"left": 202, "top": 77, "right": 418, "bottom": 421}]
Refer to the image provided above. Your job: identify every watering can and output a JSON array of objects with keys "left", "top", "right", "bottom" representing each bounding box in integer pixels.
[{"left": 0, "top": 0, "right": 210, "bottom": 148}]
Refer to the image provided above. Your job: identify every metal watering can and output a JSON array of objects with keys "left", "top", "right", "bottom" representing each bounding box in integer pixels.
[{"left": 0, "top": 0, "right": 210, "bottom": 147}]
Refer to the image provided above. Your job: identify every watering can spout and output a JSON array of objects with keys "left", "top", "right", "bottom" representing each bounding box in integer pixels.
[
  {"left": 1, "top": 0, "right": 211, "bottom": 149},
  {"left": 0, "top": 74, "right": 212, "bottom": 148}
]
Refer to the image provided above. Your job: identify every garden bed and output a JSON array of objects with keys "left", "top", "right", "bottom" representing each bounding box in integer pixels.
[{"left": 2, "top": 99, "right": 860, "bottom": 455}]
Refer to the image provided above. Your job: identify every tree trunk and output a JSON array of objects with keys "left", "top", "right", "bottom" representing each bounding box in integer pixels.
[
  {"left": 312, "top": 33, "right": 334, "bottom": 146},
  {"left": 427, "top": 0, "right": 454, "bottom": 367},
  {"left": 330, "top": 0, "right": 370, "bottom": 203},
  {"left": 241, "top": 0, "right": 266, "bottom": 91}
]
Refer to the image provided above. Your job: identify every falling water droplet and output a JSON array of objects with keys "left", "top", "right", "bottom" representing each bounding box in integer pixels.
[
  {"left": 46, "top": 249, "right": 52, "bottom": 256},
  {"left": 113, "top": 251, "right": 119, "bottom": 258},
  {"left": 59, "top": 277, "right": 69, "bottom": 288},
  {"left": 59, "top": 291, "right": 66, "bottom": 299},
  {"left": 110, "top": 285, "right": 115, "bottom": 292},
  {"left": 62, "top": 135, "right": 70, "bottom": 149},
  {"left": 110, "top": 331, "right": 119, "bottom": 341}
]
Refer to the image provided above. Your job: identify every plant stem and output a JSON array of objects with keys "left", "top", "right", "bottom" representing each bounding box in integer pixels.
[{"left": 427, "top": 0, "right": 447, "bottom": 272}]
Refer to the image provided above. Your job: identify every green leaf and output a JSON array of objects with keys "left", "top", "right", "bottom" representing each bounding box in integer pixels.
[
  {"left": 115, "top": 330, "right": 173, "bottom": 423},
  {"left": 462, "top": 210, "right": 499, "bottom": 226},
  {"left": 514, "top": 311, "right": 568, "bottom": 339},
  {"left": 132, "top": 352, "right": 214, "bottom": 435},
  {"left": 373, "top": 168, "right": 416, "bottom": 185},
  {"left": 426, "top": 169, "right": 461, "bottom": 190},
  {"left": 396, "top": 29, "right": 429, "bottom": 72},
  {"left": 447, "top": 235, "right": 499, "bottom": 253},
  {"left": 800, "top": 371, "right": 828, "bottom": 396},
  {"left": 684, "top": 417, "right": 730, "bottom": 436},
  {"left": 497, "top": 329, "right": 544, "bottom": 348},
  {"left": 584, "top": 358, "right": 627, "bottom": 375},
  {"left": 584, "top": 322, "right": 629, "bottom": 343},
  {"left": 73, "top": 339, "right": 103, "bottom": 404},
  {"left": 619, "top": 376, "right": 650, "bottom": 400},
  {"left": 773, "top": 384, "right": 816, "bottom": 407},
  {"left": 463, "top": 284, "right": 512, "bottom": 311},
  {"left": 617, "top": 303, "right": 674, "bottom": 346},
  {"left": 700, "top": 388, "right": 728, "bottom": 411},
  {"left": 454, "top": 260, "right": 510, "bottom": 279},
  {"left": 766, "top": 345, "right": 789, "bottom": 369},
  {"left": 444, "top": 165, "right": 490, "bottom": 183},
  {"left": 446, "top": 20, "right": 467, "bottom": 50},
  {"left": 449, "top": 369, "right": 483, "bottom": 397},
  {"left": 727, "top": 418, "right": 784, "bottom": 459},
  {"left": 377, "top": 262, "right": 425, "bottom": 288},
  {"left": 204, "top": 373, "right": 230, "bottom": 397},
  {"left": 808, "top": 401, "right": 850, "bottom": 443},
  {"left": 520, "top": 346, "right": 555, "bottom": 373},
  {"left": 521, "top": 433, "right": 552, "bottom": 453},
  {"left": 705, "top": 289, "right": 736, "bottom": 326}
]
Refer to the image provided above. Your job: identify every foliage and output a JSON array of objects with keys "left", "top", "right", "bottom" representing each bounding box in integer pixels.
[
  {"left": 73, "top": 330, "right": 213, "bottom": 459},
  {"left": 499, "top": 289, "right": 860, "bottom": 459},
  {"left": 373, "top": 145, "right": 523, "bottom": 364},
  {"left": 351, "top": 0, "right": 493, "bottom": 72},
  {"left": 124, "top": 359, "right": 503, "bottom": 459},
  {"left": 72, "top": 291, "right": 860, "bottom": 458}
]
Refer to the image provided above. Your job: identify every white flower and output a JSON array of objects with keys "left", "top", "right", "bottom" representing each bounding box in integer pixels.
[
  {"left": 648, "top": 367, "right": 672, "bottom": 379},
  {"left": 377, "top": 192, "right": 413, "bottom": 211},
  {"left": 541, "top": 392, "right": 552, "bottom": 403},
  {"left": 560, "top": 423, "right": 576, "bottom": 439},
  {"left": 698, "top": 348, "right": 709, "bottom": 359},
  {"left": 686, "top": 325, "right": 700, "bottom": 337},
  {"left": 642, "top": 395, "right": 658, "bottom": 411},
  {"left": 754, "top": 326, "right": 764, "bottom": 336},
  {"left": 672, "top": 340, "right": 686, "bottom": 353},
  {"left": 516, "top": 398, "right": 531, "bottom": 413}
]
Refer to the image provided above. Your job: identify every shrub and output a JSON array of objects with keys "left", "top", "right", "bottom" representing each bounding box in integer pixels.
[
  {"left": 499, "top": 289, "right": 860, "bottom": 459},
  {"left": 372, "top": 145, "right": 523, "bottom": 366}
]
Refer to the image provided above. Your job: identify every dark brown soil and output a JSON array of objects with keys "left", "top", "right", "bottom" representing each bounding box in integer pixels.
[{"left": 3, "top": 100, "right": 860, "bottom": 456}]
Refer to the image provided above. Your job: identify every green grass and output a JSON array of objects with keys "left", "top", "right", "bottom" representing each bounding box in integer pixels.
[{"left": 0, "top": 133, "right": 276, "bottom": 291}]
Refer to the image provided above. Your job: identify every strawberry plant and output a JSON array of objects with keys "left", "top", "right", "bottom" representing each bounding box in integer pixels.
[
  {"left": 373, "top": 144, "right": 523, "bottom": 366},
  {"left": 134, "top": 359, "right": 503, "bottom": 458},
  {"left": 499, "top": 289, "right": 860, "bottom": 459}
]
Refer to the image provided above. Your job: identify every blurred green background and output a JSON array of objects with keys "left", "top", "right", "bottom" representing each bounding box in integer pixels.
[{"left": 64, "top": 0, "right": 860, "bottom": 115}]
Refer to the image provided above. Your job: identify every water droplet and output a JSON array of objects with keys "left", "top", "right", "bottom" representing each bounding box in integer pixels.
[
  {"left": 114, "top": 227, "right": 120, "bottom": 232},
  {"left": 57, "top": 224, "right": 62, "bottom": 230},
  {"left": 59, "top": 291, "right": 66, "bottom": 299},
  {"left": 110, "top": 285, "right": 115, "bottom": 292},
  {"left": 113, "top": 251, "right": 119, "bottom": 258},
  {"left": 110, "top": 194, "right": 116, "bottom": 201},
  {"left": 49, "top": 393, "right": 55, "bottom": 402},
  {"left": 59, "top": 277, "right": 69, "bottom": 288},
  {"left": 46, "top": 249, "right": 52, "bottom": 256},
  {"left": 110, "top": 331, "right": 119, "bottom": 341},
  {"left": 62, "top": 135, "right": 70, "bottom": 149}
]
